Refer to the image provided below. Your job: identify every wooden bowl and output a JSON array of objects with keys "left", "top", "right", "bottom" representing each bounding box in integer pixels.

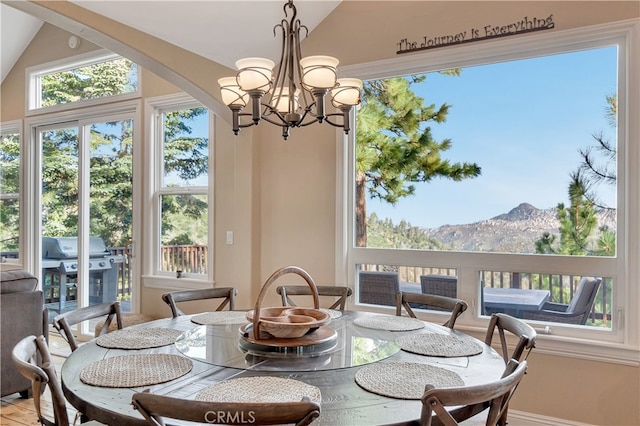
[{"left": 246, "top": 307, "right": 331, "bottom": 339}]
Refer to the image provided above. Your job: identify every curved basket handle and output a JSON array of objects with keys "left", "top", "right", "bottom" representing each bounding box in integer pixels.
[{"left": 252, "top": 266, "right": 319, "bottom": 339}]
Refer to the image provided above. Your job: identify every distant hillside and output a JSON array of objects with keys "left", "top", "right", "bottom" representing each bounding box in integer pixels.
[{"left": 420, "top": 202, "right": 615, "bottom": 253}]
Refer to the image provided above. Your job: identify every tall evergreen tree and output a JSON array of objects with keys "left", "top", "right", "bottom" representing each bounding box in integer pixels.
[{"left": 355, "top": 75, "right": 481, "bottom": 247}]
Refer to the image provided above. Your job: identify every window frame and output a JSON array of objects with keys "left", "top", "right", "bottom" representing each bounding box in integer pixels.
[
  {"left": 25, "top": 49, "right": 140, "bottom": 115},
  {"left": 143, "top": 93, "right": 215, "bottom": 289},
  {"left": 337, "top": 19, "right": 640, "bottom": 364}
]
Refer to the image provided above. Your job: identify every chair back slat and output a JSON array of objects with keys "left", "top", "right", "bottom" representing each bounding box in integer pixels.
[
  {"left": 420, "top": 360, "right": 528, "bottom": 426},
  {"left": 162, "top": 287, "right": 237, "bottom": 318},
  {"left": 12, "top": 335, "right": 70, "bottom": 426},
  {"left": 131, "top": 391, "right": 320, "bottom": 426},
  {"left": 52, "top": 302, "right": 123, "bottom": 352},
  {"left": 396, "top": 292, "right": 468, "bottom": 329},
  {"left": 276, "top": 285, "right": 352, "bottom": 310},
  {"left": 485, "top": 313, "right": 537, "bottom": 364}
]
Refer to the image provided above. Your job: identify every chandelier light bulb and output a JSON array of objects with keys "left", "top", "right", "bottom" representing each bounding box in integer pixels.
[{"left": 271, "top": 87, "right": 301, "bottom": 113}]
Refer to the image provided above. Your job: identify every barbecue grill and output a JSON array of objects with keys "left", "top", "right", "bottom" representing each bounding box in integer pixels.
[{"left": 42, "top": 236, "right": 124, "bottom": 313}]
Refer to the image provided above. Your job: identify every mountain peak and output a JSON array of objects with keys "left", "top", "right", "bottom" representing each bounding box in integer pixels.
[{"left": 491, "top": 202, "right": 541, "bottom": 221}]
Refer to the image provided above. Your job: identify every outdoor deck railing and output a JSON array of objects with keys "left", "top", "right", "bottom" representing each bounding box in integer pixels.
[{"left": 360, "top": 264, "right": 611, "bottom": 326}]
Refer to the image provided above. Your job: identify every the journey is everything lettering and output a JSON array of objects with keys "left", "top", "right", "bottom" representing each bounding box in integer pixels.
[{"left": 397, "top": 14, "right": 555, "bottom": 54}]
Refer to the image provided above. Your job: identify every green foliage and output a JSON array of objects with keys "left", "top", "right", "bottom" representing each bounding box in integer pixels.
[
  {"left": 536, "top": 95, "right": 617, "bottom": 258},
  {"left": 358, "top": 76, "right": 481, "bottom": 203},
  {"left": 366, "top": 213, "right": 446, "bottom": 250},
  {"left": 355, "top": 73, "right": 481, "bottom": 246},
  {"left": 41, "top": 58, "right": 136, "bottom": 106},
  {"left": 0, "top": 133, "right": 20, "bottom": 250},
  {"left": 32, "top": 58, "right": 208, "bottom": 250}
]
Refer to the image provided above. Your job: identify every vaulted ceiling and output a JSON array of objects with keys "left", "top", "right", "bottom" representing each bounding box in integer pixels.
[{"left": 1, "top": 1, "right": 340, "bottom": 83}]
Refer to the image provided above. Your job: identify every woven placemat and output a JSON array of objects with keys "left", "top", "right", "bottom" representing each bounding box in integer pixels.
[
  {"left": 397, "top": 333, "right": 484, "bottom": 357},
  {"left": 196, "top": 376, "right": 321, "bottom": 403},
  {"left": 80, "top": 354, "right": 192, "bottom": 388},
  {"left": 96, "top": 328, "right": 182, "bottom": 349},
  {"left": 354, "top": 315, "right": 425, "bottom": 331},
  {"left": 355, "top": 362, "right": 464, "bottom": 399},
  {"left": 320, "top": 308, "right": 342, "bottom": 319},
  {"left": 191, "top": 311, "right": 249, "bottom": 325}
]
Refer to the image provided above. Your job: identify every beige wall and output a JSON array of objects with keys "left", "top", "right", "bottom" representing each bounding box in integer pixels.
[{"left": 2, "top": 1, "right": 639, "bottom": 425}]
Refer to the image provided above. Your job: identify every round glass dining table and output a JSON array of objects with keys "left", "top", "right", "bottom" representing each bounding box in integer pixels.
[{"left": 61, "top": 310, "right": 505, "bottom": 425}]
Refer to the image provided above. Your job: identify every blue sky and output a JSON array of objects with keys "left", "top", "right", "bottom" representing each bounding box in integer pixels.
[{"left": 367, "top": 45, "right": 618, "bottom": 229}]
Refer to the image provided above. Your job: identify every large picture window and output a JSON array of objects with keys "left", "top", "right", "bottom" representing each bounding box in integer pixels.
[{"left": 343, "top": 21, "right": 637, "bottom": 351}]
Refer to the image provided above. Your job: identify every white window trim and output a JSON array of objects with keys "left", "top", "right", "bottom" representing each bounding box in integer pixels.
[
  {"left": 336, "top": 19, "right": 640, "bottom": 365},
  {"left": 21, "top": 99, "right": 142, "bottom": 324},
  {"left": 142, "top": 93, "right": 215, "bottom": 290},
  {"left": 25, "top": 49, "right": 141, "bottom": 116}
]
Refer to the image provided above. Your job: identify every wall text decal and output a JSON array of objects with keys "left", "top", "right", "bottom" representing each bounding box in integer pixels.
[{"left": 397, "top": 14, "right": 555, "bottom": 54}]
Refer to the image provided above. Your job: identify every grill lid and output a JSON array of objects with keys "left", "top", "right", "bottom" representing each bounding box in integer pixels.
[{"left": 42, "top": 237, "right": 109, "bottom": 259}]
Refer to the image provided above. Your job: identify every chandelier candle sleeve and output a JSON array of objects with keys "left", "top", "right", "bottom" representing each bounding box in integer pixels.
[
  {"left": 300, "top": 56, "right": 339, "bottom": 89},
  {"left": 217, "top": 0, "right": 362, "bottom": 140},
  {"left": 235, "top": 58, "right": 275, "bottom": 93}
]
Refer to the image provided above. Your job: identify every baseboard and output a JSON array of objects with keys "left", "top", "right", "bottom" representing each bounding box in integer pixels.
[{"left": 509, "top": 410, "right": 593, "bottom": 426}]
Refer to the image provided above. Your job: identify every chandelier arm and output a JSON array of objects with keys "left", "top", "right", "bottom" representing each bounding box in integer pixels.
[{"left": 324, "top": 109, "right": 353, "bottom": 134}]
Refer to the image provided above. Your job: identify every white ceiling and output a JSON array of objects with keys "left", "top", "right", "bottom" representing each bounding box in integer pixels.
[{"left": 1, "top": 1, "right": 340, "bottom": 83}]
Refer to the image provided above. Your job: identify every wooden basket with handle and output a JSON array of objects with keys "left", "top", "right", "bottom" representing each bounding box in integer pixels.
[{"left": 248, "top": 266, "right": 330, "bottom": 340}]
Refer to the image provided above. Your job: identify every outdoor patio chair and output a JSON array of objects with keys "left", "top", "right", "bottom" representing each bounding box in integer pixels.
[
  {"left": 12, "top": 334, "right": 104, "bottom": 426},
  {"left": 358, "top": 270, "right": 399, "bottom": 307},
  {"left": 418, "top": 359, "right": 528, "bottom": 426},
  {"left": 420, "top": 274, "right": 458, "bottom": 299},
  {"left": 132, "top": 391, "right": 320, "bottom": 426},
  {"left": 52, "top": 301, "right": 123, "bottom": 352},
  {"left": 162, "top": 287, "right": 237, "bottom": 318},
  {"left": 485, "top": 313, "right": 537, "bottom": 364},
  {"left": 521, "top": 277, "right": 602, "bottom": 325},
  {"left": 277, "top": 285, "right": 352, "bottom": 310},
  {"left": 395, "top": 292, "right": 468, "bottom": 329}
]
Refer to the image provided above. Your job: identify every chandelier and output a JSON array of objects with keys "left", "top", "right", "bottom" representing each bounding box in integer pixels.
[{"left": 218, "top": 0, "right": 362, "bottom": 140}]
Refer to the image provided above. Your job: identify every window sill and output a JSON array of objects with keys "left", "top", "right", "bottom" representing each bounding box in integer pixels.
[{"left": 141, "top": 274, "right": 214, "bottom": 291}]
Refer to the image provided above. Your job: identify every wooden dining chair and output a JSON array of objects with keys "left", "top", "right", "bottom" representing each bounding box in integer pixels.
[
  {"left": 161, "top": 287, "right": 237, "bottom": 318},
  {"left": 419, "top": 359, "right": 528, "bottom": 426},
  {"left": 12, "top": 334, "right": 104, "bottom": 426},
  {"left": 396, "top": 292, "right": 468, "bottom": 329},
  {"left": 485, "top": 313, "right": 537, "bottom": 364},
  {"left": 52, "top": 301, "right": 123, "bottom": 352},
  {"left": 277, "top": 285, "right": 352, "bottom": 310},
  {"left": 131, "top": 391, "right": 320, "bottom": 426}
]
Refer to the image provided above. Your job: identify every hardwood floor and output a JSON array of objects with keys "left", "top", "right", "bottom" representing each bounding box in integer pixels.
[{"left": 0, "top": 331, "right": 77, "bottom": 426}]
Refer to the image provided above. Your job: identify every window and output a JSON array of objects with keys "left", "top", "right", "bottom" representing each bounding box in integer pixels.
[
  {"left": 341, "top": 21, "right": 638, "bottom": 354},
  {"left": 147, "top": 94, "right": 212, "bottom": 281},
  {"left": 0, "top": 121, "right": 21, "bottom": 262},
  {"left": 27, "top": 50, "right": 139, "bottom": 113}
]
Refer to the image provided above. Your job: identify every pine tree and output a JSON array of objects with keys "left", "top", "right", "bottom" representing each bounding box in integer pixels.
[{"left": 355, "top": 75, "right": 481, "bottom": 247}]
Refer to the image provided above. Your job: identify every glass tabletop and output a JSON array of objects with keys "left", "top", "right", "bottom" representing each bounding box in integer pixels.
[{"left": 175, "top": 311, "right": 403, "bottom": 371}]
